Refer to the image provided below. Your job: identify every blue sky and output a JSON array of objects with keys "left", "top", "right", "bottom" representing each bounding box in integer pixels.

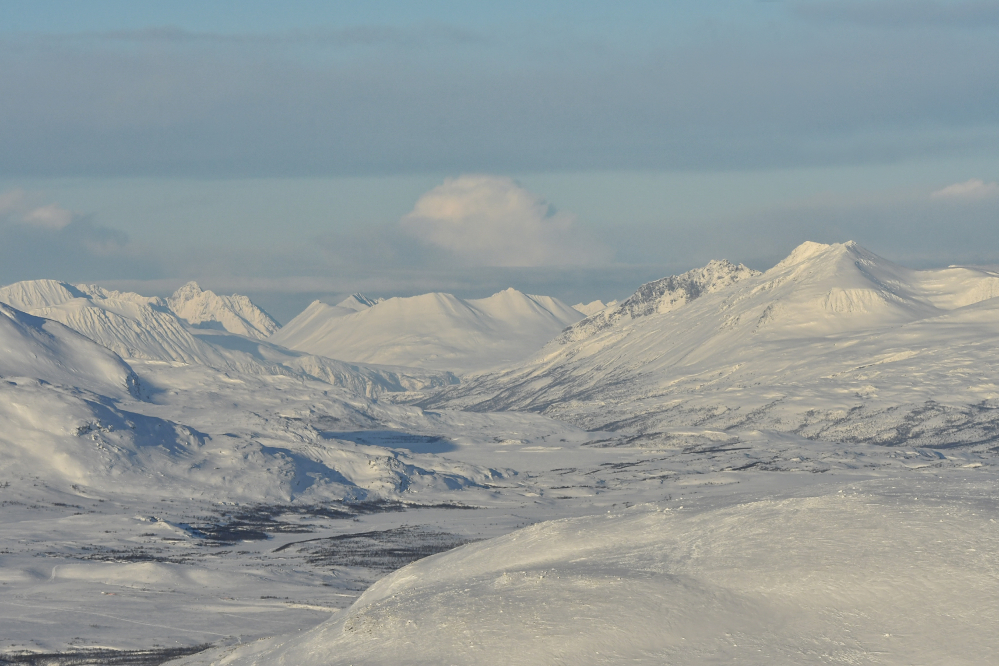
[{"left": 1, "top": 1, "right": 997, "bottom": 320}]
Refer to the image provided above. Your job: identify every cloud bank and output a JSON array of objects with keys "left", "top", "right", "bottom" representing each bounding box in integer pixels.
[
  {"left": 931, "top": 178, "right": 999, "bottom": 199},
  {"left": 2, "top": 7, "right": 999, "bottom": 177},
  {"left": 0, "top": 189, "right": 74, "bottom": 229},
  {"left": 400, "top": 175, "right": 609, "bottom": 267},
  {"left": 0, "top": 189, "right": 149, "bottom": 283}
]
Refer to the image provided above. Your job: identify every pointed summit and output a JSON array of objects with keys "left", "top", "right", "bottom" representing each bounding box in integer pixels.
[
  {"left": 170, "top": 281, "right": 204, "bottom": 300},
  {"left": 336, "top": 293, "right": 380, "bottom": 312},
  {"left": 433, "top": 241, "right": 999, "bottom": 443},
  {"left": 167, "top": 283, "right": 279, "bottom": 339}
]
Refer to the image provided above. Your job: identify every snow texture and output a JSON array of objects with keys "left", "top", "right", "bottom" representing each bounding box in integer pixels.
[{"left": 195, "top": 488, "right": 998, "bottom": 665}]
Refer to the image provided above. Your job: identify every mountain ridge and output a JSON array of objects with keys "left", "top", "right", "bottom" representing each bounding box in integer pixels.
[
  {"left": 270, "top": 287, "right": 584, "bottom": 374},
  {"left": 424, "top": 241, "right": 999, "bottom": 448},
  {"left": 167, "top": 281, "right": 280, "bottom": 339}
]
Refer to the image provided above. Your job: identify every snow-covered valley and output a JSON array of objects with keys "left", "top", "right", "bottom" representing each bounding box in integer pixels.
[{"left": 1, "top": 243, "right": 998, "bottom": 665}]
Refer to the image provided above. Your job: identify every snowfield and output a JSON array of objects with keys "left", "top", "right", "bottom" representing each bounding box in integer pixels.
[
  {"left": 1, "top": 241, "right": 998, "bottom": 664},
  {"left": 182, "top": 485, "right": 997, "bottom": 665}
]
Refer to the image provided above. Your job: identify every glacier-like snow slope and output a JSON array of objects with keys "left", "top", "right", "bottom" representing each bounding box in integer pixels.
[
  {"left": 432, "top": 241, "right": 999, "bottom": 448},
  {"left": 0, "top": 280, "right": 455, "bottom": 397},
  {"left": 270, "top": 288, "right": 585, "bottom": 374},
  {"left": 167, "top": 281, "right": 280, "bottom": 339},
  {"left": 188, "top": 482, "right": 998, "bottom": 666}
]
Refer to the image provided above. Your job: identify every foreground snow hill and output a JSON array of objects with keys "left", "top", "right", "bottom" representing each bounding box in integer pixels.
[
  {"left": 178, "top": 485, "right": 998, "bottom": 665},
  {"left": 0, "top": 279, "right": 455, "bottom": 396},
  {"left": 270, "top": 288, "right": 585, "bottom": 374},
  {"left": 430, "top": 241, "right": 999, "bottom": 448}
]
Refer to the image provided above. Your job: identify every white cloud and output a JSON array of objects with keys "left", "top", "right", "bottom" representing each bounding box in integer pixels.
[
  {"left": 0, "top": 189, "right": 75, "bottom": 229},
  {"left": 931, "top": 178, "right": 999, "bottom": 199},
  {"left": 400, "top": 175, "right": 610, "bottom": 267}
]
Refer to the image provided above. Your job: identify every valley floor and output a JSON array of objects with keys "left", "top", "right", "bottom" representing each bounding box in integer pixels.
[{"left": 2, "top": 369, "right": 995, "bottom": 664}]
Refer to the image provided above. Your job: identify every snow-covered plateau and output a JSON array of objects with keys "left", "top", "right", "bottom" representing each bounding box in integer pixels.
[{"left": 1, "top": 241, "right": 997, "bottom": 665}]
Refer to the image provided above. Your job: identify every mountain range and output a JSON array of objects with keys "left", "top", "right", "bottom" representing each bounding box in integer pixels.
[
  {"left": 270, "top": 288, "right": 584, "bottom": 373},
  {"left": 428, "top": 241, "right": 999, "bottom": 448},
  {"left": 3, "top": 241, "right": 998, "bottom": 663}
]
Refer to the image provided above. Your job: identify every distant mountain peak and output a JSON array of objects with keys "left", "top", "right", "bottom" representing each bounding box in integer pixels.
[
  {"left": 171, "top": 281, "right": 204, "bottom": 299},
  {"left": 573, "top": 299, "right": 618, "bottom": 316},
  {"left": 272, "top": 288, "right": 583, "bottom": 373},
  {"left": 775, "top": 240, "right": 870, "bottom": 271},
  {"left": 167, "top": 283, "right": 279, "bottom": 339},
  {"left": 336, "top": 293, "right": 381, "bottom": 311}
]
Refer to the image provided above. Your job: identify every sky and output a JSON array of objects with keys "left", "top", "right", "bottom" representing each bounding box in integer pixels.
[{"left": 1, "top": 0, "right": 997, "bottom": 322}]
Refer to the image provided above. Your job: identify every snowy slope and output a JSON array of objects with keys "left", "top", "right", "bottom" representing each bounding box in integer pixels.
[
  {"left": 431, "top": 242, "right": 999, "bottom": 447},
  {"left": 0, "top": 301, "right": 137, "bottom": 397},
  {"left": 187, "top": 487, "right": 999, "bottom": 665},
  {"left": 0, "top": 302, "right": 501, "bottom": 502},
  {"left": 0, "top": 279, "right": 231, "bottom": 365},
  {"left": 167, "top": 281, "right": 280, "bottom": 339},
  {"left": 268, "top": 294, "right": 378, "bottom": 347},
  {"left": 270, "top": 288, "right": 584, "bottom": 374}
]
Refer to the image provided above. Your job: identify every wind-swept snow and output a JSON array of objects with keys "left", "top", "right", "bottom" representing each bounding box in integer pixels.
[{"left": 271, "top": 288, "right": 584, "bottom": 374}]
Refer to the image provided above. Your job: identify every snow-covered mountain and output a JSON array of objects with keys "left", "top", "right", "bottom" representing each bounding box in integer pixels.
[
  {"left": 429, "top": 241, "right": 999, "bottom": 447},
  {"left": 0, "top": 279, "right": 233, "bottom": 365},
  {"left": 4, "top": 244, "right": 999, "bottom": 663},
  {"left": 167, "top": 281, "right": 280, "bottom": 339},
  {"left": 0, "top": 280, "right": 456, "bottom": 396},
  {"left": 571, "top": 298, "right": 618, "bottom": 316},
  {"left": 0, "top": 296, "right": 499, "bottom": 501},
  {"left": 271, "top": 288, "right": 585, "bottom": 374}
]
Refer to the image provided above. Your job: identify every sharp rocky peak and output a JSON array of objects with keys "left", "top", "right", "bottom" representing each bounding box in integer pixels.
[
  {"left": 170, "top": 281, "right": 205, "bottom": 302},
  {"left": 554, "top": 259, "right": 759, "bottom": 345}
]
